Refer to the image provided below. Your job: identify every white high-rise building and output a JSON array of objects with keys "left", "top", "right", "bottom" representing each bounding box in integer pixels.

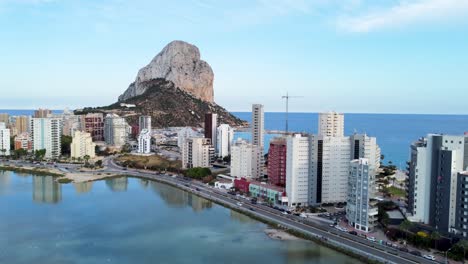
[
  {"left": 138, "top": 129, "right": 152, "bottom": 154},
  {"left": 309, "top": 135, "right": 351, "bottom": 204},
  {"left": 230, "top": 139, "right": 259, "bottom": 179},
  {"left": 252, "top": 104, "right": 264, "bottom": 179},
  {"left": 177, "top": 127, "right": 201, "bottom": 149},
  {"left": 318, "top": 112, "right": 344, "bottom": 137},
  {"left": 0, "top": 122, "right": 11, "bottom": 156},
  {"left": 285, "top": 134, "right": 310, "bottom": 207},
  {"left": 104, "top": 114, "right": 129, "bottom": 148},
  {"left": 30, "top": 118, "right": 62, "bottom": 159},
  {"left": 308, "top": 134, "right": 380, "bottom": 205},
  {"left": 139, "top": 116, "right": 151, "bottom": 133},
  {"left": 407, "top": 134, "right": 468, "bottom": 233},
  {"left": 70, "top": 131, "right": 96, "bottom": 159},
  {"left": 346, "top": 158, "right": 378, "bottom": 232},
  {"left": 182, "top": 137, "right": 214, "bottom": 169},
  {"left": 216, "top": 124, "right": 234, "bottom": 158}
]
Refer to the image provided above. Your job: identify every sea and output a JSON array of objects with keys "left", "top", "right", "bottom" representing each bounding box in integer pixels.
[
  {"left": 2, "top": 109, "right": 468, "bottom": 169},
  {"left": 232, "top": 112, "right": 468, "bottom": 168}
]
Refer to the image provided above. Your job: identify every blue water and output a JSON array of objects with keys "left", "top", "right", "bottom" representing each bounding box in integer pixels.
[
  {"left": 233, "top": 112, "right": 468, "bottom": 168},
  {"left": 0, "top": 171, "right": 361, "bottom": 264},
  {"left": 2, "top": 109, "right": 468, "bottom": 168}
]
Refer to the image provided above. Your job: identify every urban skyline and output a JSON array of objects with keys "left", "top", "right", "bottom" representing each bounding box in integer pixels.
[{"left": 1, "top": 1, "right": 468, "bottom": 114}]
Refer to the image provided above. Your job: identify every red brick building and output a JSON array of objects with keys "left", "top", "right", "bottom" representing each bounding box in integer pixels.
[
  {"left": 80, "top": 113, "right": 104, "bottom": 142},
  {"left": 267, "top": 138, "right": 287, "bottom": 187},
  {"left": 234, "top": 178, "right": 251, "bottom": 193}
]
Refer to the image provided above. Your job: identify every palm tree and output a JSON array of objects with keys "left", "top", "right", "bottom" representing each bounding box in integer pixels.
[
  {"left": 430, "top": 231, "right": 441, "bottom": 250},
  {"left": 83, "top": 155, "right": 90, "bottom": 166},
  {"left": 400, "top": 219, "right": 413, "bottom": 241}
]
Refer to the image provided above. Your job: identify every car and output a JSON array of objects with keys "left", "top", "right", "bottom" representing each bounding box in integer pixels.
[
  {"left": 348, "top": 231, "right": 358, "bottom": 235},
  {"left": 249, "top": 207, "right": 255, "bottom": 211},
  {"left": 399, "top": 247, "right": 409, "bottom": 253},
  {"left": 410, "top": 250, "right": 422, "bottom": 256},
  {"left": 282, "top": 211, "right": 288, "bottom": 215},
  {"left": 237, "top": 202, "right": 243, "bottom": 206},
  {"left": 423, "top": 255, "right": 436, "bottom": 261},
  {"left": 329, "top": 224, "right": 336, "bottom": 227},
  {"left": 366, "top": 236, "right": 376, "bottom": 242}
]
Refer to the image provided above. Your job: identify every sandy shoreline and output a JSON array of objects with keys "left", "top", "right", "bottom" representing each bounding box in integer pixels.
[{"left": 265, "top": 228, "right": 304, "bottom": 241}]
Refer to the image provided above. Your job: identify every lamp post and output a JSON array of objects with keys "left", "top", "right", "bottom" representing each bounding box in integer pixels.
[{"left": 445, "top": 246, "right": 454, "bottom": 264}]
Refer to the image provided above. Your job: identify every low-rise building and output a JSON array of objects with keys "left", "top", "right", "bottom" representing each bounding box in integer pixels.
[
  {"left": 234, "top": 178, "right": 251, "bottom": 193},
  {"left": 214, "top": 179, "right": 234, "bottom": 190},
  {"left": 14, "top": 132, "right": 32, "bottom": 151},
  {"left": 249, "top": 181, "right": 285, "bottom": 205}
]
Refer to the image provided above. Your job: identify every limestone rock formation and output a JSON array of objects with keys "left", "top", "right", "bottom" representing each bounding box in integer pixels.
[{"left": 119, "top": 40, "right": 214, "bottom": 103}]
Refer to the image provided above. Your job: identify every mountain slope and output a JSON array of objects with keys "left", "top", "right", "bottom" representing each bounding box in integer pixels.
[{"left": 94, "top": 79, "right": 245, "bottom": 128}]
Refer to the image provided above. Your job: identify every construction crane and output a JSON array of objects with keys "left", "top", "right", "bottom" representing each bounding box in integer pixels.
[{"left": 281, "top": 93, "right": 304, "bottom": 134}]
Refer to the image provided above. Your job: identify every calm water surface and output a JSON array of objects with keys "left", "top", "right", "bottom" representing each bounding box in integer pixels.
[{"left": 0, "top": 171, "right": 361, "bottom": 264}]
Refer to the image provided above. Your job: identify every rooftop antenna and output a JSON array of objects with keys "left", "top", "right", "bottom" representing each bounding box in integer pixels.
[{"left": 281, "top": 92, "right": 304, "bottom": 134}]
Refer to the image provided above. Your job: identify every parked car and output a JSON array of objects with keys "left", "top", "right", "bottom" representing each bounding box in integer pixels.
[
  {"left": 348, "top": 231, "right": 358, "bottom": 235},
  {"left": 410, "top": 250, "right": 422, "bottom": 256},
  {"left": 366, "top": 236, "right": 376, "bottom": 242}
]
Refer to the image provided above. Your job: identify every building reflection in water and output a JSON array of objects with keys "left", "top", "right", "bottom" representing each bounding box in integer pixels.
[
  {"left": 230, "top": 210, "right": 256, "bottom": 224},
  {"left": 33, "top": 175, "right": 62, "bottom": 204},
  {"left": 139, "top": 179, "right": 149, "bottom": 189},
  {"left": 0, "top": 171, "right": 11, "bottom": 195},
  {"left": 73, "top": 182, "right": 93, "bottom": 194},
  {"left": 149, "top": 181, "right": 212, "bottom": 212},
  {"left": 105, "top": 177, "right": 128, "bottom": 192}
]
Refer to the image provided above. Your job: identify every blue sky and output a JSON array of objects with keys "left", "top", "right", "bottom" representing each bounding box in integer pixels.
[{"left": 1, "top": 0, "right": 467, "bottom": 114}]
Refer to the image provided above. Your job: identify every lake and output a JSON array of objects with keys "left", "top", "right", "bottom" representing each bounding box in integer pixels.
[{"left": 0, "top": 171, "right": 361, "bottom": 264}]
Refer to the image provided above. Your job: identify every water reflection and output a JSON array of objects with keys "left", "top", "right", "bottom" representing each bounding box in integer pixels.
[
  {"left": 149, "top": 181, "right": 212, "bottom": 212},
  {"left": 32, "top": 175, "right": 62, "bottom": 204},
  {"left": 230, "top": 210, "right": 257, "bottom": 224},
  {"left": 73, "top": 182, "right": 93, "bottom": 194},
  {"left": 0, "top": 170, "right": 11, "bottom": 195},
  {"left": 139, "top": 179, "right": 150, "bottom": 189},
  {"left": 105, "top": 177, "right": 128, "bottom": 192}
]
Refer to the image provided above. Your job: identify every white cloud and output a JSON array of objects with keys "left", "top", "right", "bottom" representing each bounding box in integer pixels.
[{"left": 338, "top": 0, "right": 468, "bottom": 33}]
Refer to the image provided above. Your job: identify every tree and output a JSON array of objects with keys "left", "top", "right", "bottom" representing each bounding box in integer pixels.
[
  {"left": 0, "top": 149, "right": 6, "bottom": 157},
  {"left": 83, "top": 155, "right": 90, "bottom": 166},
  {"left": 121, "top": 144, "right": 132, "bottom": 153},
  {"left": 95, "top": 160, "right": 103, "bottom": 168},
  {"left": 223, "top": 155, "right": 231, "bottom": 163},
  {"left": 61, "top": 135, "right": 73, "bottom": 156},
  {"left": 399, "top": 219, "right": 414, "bottom": 241},
  {"left": 34, "top": 149, "right": 46, "bottom": 161},
  {"left": 12, "top": 149, "right": 28, "bottom": 159},
  {"left": 430, "top": 231, "right": 441, "bottom": 250}
]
